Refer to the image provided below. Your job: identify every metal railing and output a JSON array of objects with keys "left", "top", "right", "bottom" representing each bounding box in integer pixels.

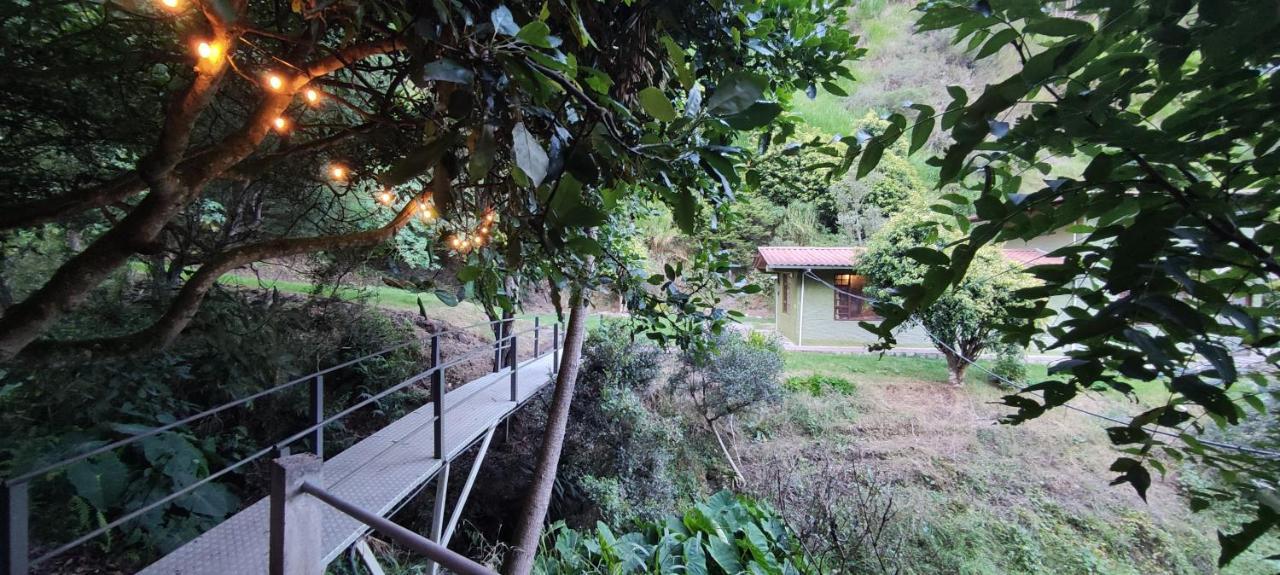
[{"left": 1, "top": 315, "right": 562, "bottom": 575}]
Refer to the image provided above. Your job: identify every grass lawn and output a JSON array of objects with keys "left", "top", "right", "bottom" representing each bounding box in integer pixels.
[{"left": 751, "top": 351, "right": 1277, "bottom": 574}]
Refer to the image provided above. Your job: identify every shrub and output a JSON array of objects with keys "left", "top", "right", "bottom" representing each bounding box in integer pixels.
[
  {"left": 784, "top": 374, "right": 856, "bottom": 396},
  {"left": 534, "top": 491, "right": 817, "bottom": 575},
  {"left": 673, "top": 330, "right": 785, "bottom": 425},
  {"left": 989, "top": 343, "right": 1027, "bottom": 389},
  {"left": 553, "top": 319, "right": 686, "bottom": 527}
]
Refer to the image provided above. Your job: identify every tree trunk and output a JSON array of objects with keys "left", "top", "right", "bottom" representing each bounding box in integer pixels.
[
  {"left": 503, "top": 291, "right": 589, "bottom": 575},
  {"left": 945, "top": 354, "right": 967, "bottom": 387}
]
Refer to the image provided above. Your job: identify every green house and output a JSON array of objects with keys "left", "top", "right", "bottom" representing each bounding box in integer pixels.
[{"left": 753, "top": 246, "right": 1056, "bottom": 348}]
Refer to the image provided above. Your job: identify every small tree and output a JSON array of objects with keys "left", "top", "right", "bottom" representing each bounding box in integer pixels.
[
  {"left": 856, "top": 202, "right": 1033, "bottom": 386},
  {"left": 673, "top": 331, "right": 785, "bottom": 477}
]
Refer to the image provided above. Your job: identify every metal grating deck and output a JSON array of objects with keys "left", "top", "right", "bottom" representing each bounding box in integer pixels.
[{"left": 137, "top": 352, "right": 558, "bottom": 575}]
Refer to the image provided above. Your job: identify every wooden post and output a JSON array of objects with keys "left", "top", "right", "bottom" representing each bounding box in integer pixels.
[
  {"left": 310, "top": 375, "right": 324, "bottom": 460},
  {"left": 270, "top": 454, "right": 323, "bottom": 575},
  {"left": 533, "top": 316, "right": 540, "bottom": 357},
  {"left": 2, "top": 482, "right": 28, "bottom": 575},
  {"left": 431, "top": 334, "right": 444, "bottom": 460},
  {"left": 508, "top": 328, "right": 518, "bottom": 402}
]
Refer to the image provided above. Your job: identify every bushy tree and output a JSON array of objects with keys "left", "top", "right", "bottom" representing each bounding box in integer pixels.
[
  {"left": 746, "top": 126, "right": 845, "bottom": 228},
  {"left": 832, "top": 113, "right": 928, "bottom": 243},
  {"left": 856, "top": 201, "right": 1034, "bottom": 386},
  {"left": 843, "top": 0, "right": 1280, "bottom": 562}
]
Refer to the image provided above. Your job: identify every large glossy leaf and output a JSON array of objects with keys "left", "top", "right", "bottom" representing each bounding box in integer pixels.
[
  {"left": 422, "top": 58, "right": 473, "bottom": 85},
  {"left": 176, "top": 482, "right": 238, "bottom": 518},
  {"left": 723, "top": 102, "right": 782, "bottom": 130},
  {"left": 66, "top": 453, "right": 128, "bottom": 511},
  {"left": 706, "top": 72, "right": 767, "bottom": 115},
  {"left": 516, "top": 21, "right": 558, "bottom": 49},
  {"left": 638, "top": 87, "right": 678, "bottom": 122},
  {"left": 468, "top": 124, "right": 497, "bottom": 181},
  {"left": 381, "top": 136, "right": 448, "bottom": 186},
  {"left": 512, "top": 122, "right": 549, "bottom": 186},
  {"left": 490, "top": 5, "right": 519, "bottom": 36}
]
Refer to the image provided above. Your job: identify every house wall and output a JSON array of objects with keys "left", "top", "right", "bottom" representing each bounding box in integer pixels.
[
  {"left": 774, "top": 271, "right": 800, "bottom": 343},
  {"left": 795, "top": 270, "right": 933, "bottom": 347}
]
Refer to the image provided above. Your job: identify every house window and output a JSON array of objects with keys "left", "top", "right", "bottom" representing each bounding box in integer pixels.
[
  {"left": 834, "top": 273, "right": 873, "bottom": 320},
  {"left": 780, "top": 273, "right": 790, "bottom": 312}
]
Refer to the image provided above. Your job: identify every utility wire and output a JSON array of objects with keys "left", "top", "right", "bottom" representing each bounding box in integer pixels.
[{"left": 801, "top": 270, "right": 1280, "bottom": 460}]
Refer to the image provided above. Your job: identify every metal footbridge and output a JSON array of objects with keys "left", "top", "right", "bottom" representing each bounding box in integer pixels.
[{"left": 2, "top": 317, "right": 565, "bottom": 575}]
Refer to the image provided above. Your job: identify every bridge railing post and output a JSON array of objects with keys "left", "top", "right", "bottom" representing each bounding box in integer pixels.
[
  {"left": 309, "top": 375, "right": 324, "bottom": 460},
  {"left": 552, "top": 323, "right": 560, "bottom": 375},
  {"left": 508, "top": 329, "right": 518, "bottom": 402},
  {"left": 3, "top": 482, "right": 29, "bottom": 575},
  {"left": 269, "top": 454, "right": 323, "bottom": 575},
  {"left": 431, "top": 334, "right": 444, "bottom": 460},
  {"left": 491, "top": 320, "right": 503, "bottom": 373},
  {"left": 533, "top": 316, "right": 540, "bottom": 357}
]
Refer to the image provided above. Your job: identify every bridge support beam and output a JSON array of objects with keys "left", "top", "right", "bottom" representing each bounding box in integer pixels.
[{"left": 430, "top": 426, "right": 497, "bottom": 575}]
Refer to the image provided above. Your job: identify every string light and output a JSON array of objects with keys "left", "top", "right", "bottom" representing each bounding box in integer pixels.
[
  {"left": 378, "top": 190, "right": 394, "bottom": 205},
  {"left": 304, "top": 88, "right": 320, "bottom": 105},
  {"left": 272, "top": 116, "right": 289, "bottom": 132},
  {"left": 160, "top": 0, "right": 180, "bottom": 10},
  {"left": 265, "top": 73, "right": 285, "bottom": 91},
  {"left": 196, "top": 41, "right": 220, "bottom": 61},
  {"left": 328, "top": 164, "right": 347, "bottom": 180}
]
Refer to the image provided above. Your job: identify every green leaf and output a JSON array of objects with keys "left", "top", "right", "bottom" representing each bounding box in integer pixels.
[
  {"left": 1108, "top": 457, "right": 1152, "bottom": 501},
  {"left": 723, "top": 102, "right": 782, "bottom": 130},
  {"left": 909, "top": 103, "right": 936, "bottom": 154},
  {"left": 380, "top": 137, "right": 447, "bottom": 186},
  {"left": 905, "top": 247, "right": 949, "bottom": 266},
  {"left": 457, "top": 265, "right": 482, "bottom": 282},
  {"left": 673, "top": 191, "right": 697, "bottom": 233},
  {"left": 1024, "top": 17, "right": 1094, "bottom": 38},
  {"left": 66, "top": 454, "right": 128, "bottom": 511},
  {"left": 638, "top": 87, "right": 678, "bottom": 122},
  {"left": 976, "top": 28, "right": 1018, "bottom": 59},
  {"left": 422, "top": 58, "right": 473, "bottom": 85},
  {"left": 856, "top": 138, "right": 885, "bottom": 178},
  {"left": 707, "top": 536, "right": 743, "bottom": 573},
  {"left": 434, "top": 289, "right": 460, "bottom": 306},
  {"left": 516, "top": 21, "right": 557, "bottom": 48},
  {"left": 512, "top": 122, "right": 549, "bottom": 186},
  {"left": 468, "top": 124, "right": 497, "bottom": 181},
  {"left": 567, "top": 236, "right": 602, "bottom": 256},
  {"left": 683, "top": 533, "right": 708, "bottom": 575},
  {"left": 706, "top": 72, "right": 767, "bottom": 115},
  {"left": 490, "top": 5, "right": 519, "bottom": 36},
  {"left": 176, "top": 482, "right": 238, "bottom": 518},
  {"left": 821, "top": 81, "right": 847, "bottom": 96}
]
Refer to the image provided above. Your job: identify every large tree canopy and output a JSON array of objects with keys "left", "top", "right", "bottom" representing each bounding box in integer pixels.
[
  {"left": 0, "top": 0, "right": 860, "bottom": 359},
  {"left": 846, "top": 0, "right": 1280, "bottom": 564}
]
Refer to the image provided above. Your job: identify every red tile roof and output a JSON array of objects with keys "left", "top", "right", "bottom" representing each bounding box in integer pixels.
[{"left": 754, "top": 246, "right": 1063, "bottom": 270}]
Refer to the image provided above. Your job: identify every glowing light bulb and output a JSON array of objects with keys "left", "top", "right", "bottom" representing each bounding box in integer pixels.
[
  {"left": 484, "top": 212, "right": 495, "bottom": 222},
  {"left": 329, "top": 165, "right": 347, "bottom": 180},
  {"left": 304, "top": 88, "right": 320, "bottom": 104},
  {"left": 160, "top": 0, "right": 180, "bottom": 9},
  {"left": 472, "top": 237, "right": 483, "bottom": 247},
  {"left": 379, "top": 191, "right": 394, "bottom": 205},
  {"left": 272, "top": 116, "right": 288, "bottom": 132},
  {"left": 196, "top": 41, "right": 220, "bottom": 60},
  {"left": 266, "top": 74, "right": 284, "bottom": 91}
]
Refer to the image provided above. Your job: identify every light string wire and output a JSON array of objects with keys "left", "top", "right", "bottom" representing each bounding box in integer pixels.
[{"left": 800, "top": 270, "right": 1280, "bottom": 460}]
